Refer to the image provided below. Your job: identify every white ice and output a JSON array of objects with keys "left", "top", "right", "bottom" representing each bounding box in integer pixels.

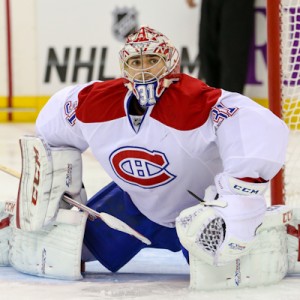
[{"left": 0, "top": 123, "right": 299, "bottom": 300}]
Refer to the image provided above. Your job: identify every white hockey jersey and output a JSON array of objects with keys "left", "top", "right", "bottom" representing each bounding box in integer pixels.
[{"left": 36, "top": 74, "right": 289, "bottom": 227}]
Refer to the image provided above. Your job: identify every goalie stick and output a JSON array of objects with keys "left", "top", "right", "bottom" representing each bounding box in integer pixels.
[{"left": 0, "top": 164, "right": 151, "bottom": 245}]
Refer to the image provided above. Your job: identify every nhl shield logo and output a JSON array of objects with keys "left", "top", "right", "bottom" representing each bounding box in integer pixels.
[{"left": 112, "top": 7, "right": 138, "bottom": 42}]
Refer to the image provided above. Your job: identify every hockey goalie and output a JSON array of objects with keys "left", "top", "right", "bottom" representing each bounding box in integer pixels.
[{"left": 0, "top": 25, "right": 299, "bottom": 289}]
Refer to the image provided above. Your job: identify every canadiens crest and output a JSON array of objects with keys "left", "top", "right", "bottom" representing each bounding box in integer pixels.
[
  {"left": 110, "top": 146, "right": 176, "bottom": 189},
  {"left": 112, "top": 7, "right": 139, "bottom": 42}
]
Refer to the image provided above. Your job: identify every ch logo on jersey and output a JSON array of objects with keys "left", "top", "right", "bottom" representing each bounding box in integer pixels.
[
  {"left": 211, "top": 102, "right": 239, "bottom": 127},
  {"left": 110, "top": 147, "right": 176, "bottom": 189}
]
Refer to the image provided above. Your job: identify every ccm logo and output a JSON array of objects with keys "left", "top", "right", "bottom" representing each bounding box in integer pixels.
[
  {"left": 233, "top": 184, "right": 259, "bottom": 194},
  {"left": 32, "top": 146, "right": 41, "bottom": 205},
  {"left": 283, "top": 210, "right": 293, "bottom": 223},
  {"left": 5, "top": 201, "right": 15, "bottom": 214}
]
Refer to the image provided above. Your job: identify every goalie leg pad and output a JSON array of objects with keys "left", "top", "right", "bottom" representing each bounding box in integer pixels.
[
  {"left": 0, "top": 210, "right": 11, "bottom": 266},
  {"left": 0, "top": 225, "right": 11, "bottom": 266},
  {"left": 287, "top": 207, "right": 300, "bottom": 274},
  {"left": 189, "top": 205, "right": 290, "bottom": 289},
  {"left": 16, "top": 136, "right": 85, "bottom": 231},
  {"left": 9, "top": 209, "right": 88, "bottom": 280},
  {"left": 0, "top": 201, "right": 11, "bottom": 266},
  {"left": 190, "top": 227, "right": 288, "bottom": 289}
]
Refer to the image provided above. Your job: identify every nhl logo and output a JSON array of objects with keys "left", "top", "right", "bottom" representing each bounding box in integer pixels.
[{"left": 112, "top": 7, "right": 138, "bottom": 42}]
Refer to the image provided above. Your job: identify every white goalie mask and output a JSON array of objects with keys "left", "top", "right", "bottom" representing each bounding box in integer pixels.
[{"left": 119, "top": 26, "right": 180, "bottom": 107}]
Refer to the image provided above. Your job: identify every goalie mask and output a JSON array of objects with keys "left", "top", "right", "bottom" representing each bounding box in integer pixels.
[{"left": 119, "top": 26, "right": 180, "bottom": 107}]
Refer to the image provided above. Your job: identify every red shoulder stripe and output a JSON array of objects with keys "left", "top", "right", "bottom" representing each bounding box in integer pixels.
[
  {"left": 151, "top": 74, "right": 221, "bottom": 130},
  {"left": 76, "top": 79, "right": 128, "bottom": 123}
]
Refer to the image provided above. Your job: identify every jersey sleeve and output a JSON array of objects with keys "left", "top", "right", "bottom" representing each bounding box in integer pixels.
[
  {"left": 35, "top": 83, "right": 92, "bottom": 151},
  {"left": 213, "top": 91, "right": 289, "bottom": 180}
]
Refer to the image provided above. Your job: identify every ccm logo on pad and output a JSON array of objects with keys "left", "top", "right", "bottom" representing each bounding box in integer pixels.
[
  {"left": 110, "top": 147, "right": 176, "bottom": 188},
  {"left": 32, "top": 146, "right": 41, "bottom": 205},
  {"left": 233, "top": 184, "right": 260, "bottom": 194}
]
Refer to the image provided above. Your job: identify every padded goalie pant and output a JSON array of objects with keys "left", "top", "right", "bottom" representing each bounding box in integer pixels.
[{"left": 84, "top": 182, "right": 188, "bottom": 272}]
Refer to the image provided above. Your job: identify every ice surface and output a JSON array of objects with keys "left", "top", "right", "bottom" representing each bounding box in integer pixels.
[{"left": 0, "top": 251, "right": 300, "bottom": 300}]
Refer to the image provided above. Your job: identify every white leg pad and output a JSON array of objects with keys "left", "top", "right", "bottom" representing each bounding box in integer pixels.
[
  {"left": 9, "top": 209, "right": 88, "bottom": 280},
  {"left": 16, "top": 136, "right": 84, "bottom": 231},
  {"left": 189, "top": 205, "right": 291, "bottom": 290},
  {"left": 0, "top": 226, "right": 11, "bottom": 266},
  {"left": 287, "top": 208, "right": 300, "bottom": 274},
  {"left": 0, "top": 202, "right": 11, "bottom": 266},
  {"left": 190, "top": 227, "right": 288, "bottom": 289},
  {"left": 0, "top": 220, "right": 11, "bottom": 266}
]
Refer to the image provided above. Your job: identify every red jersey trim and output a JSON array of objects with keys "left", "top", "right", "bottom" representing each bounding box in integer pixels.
[
  {"left": 0, "top": 217, "right": 10, "bottom": 229},
  {"left": 237, "top": 177, "right": 268, "bottom": 183},
  {"left": 151, "top": 74, "right": 221, "bottom": 130},
  {"left": 76, "top": 74, "right": 221, "bottom": 131},
  {"left": 76, "top": 78, "right": 128, "bottom": 123}
]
